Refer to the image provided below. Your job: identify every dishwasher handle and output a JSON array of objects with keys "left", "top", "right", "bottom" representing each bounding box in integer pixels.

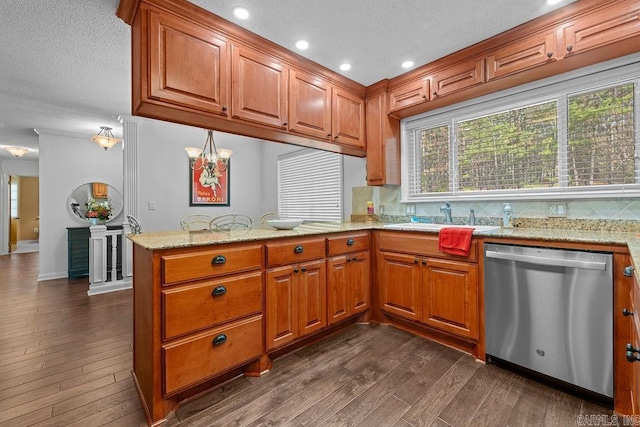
[{"left": 485, "top": 250, "right": 607, "bottom": 271}]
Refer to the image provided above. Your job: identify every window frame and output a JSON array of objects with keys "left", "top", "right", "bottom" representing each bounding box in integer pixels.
[{"left": 400, "top": 55, "right": 640, "bottom": 202}]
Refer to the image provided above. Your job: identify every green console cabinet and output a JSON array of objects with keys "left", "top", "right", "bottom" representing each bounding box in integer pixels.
[{"left": 67, "top": 227, "right": 90, "bottom": 279}]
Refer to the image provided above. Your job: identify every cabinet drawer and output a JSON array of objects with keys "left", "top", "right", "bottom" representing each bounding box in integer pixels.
[
  {"left": 327, "top": 233, "right": 369, "bottom": 256},
  {"left": 378, "top": 231, "right": 477, "bottom": 262},
  {"left": 266, "top": 238, "right": 325, "bottom": 267},
  {"left": 163, "top": 315, "right": 263, "bottom": 395},
  {"left": 162, "top": 271, "right": 263, "bottom": 339},
  {"left": 161, "top": 245, "right": 262, "bottom": 285}
]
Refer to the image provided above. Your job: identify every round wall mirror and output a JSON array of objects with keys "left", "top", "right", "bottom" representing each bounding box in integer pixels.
[{"left": 67, "top": 182, "right": 123, "bottom": 224}]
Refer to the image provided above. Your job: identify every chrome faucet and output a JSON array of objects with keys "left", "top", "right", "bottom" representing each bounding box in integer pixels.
[{"left": 440, "top": 202, "right": 453, "bottom": 224}]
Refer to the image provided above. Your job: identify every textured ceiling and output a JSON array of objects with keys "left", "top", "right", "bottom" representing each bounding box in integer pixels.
[{"left": 0, "top": 0, "right": 574, "bottom": 161}]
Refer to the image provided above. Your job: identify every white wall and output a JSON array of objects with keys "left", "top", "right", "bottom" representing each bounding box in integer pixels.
[
  {"left": 135, "top": 119, "right": 266, "bottom": 232},
  {"left": 1, "top": 158, "right": 39, "bottom": 176},
  {"left": 38, "top": 131, "right": 123, "bottom": 280}
]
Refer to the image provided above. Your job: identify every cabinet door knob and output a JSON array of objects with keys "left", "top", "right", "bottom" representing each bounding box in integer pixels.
[
  {"left": 294, "top": 267, "right": 299, "bottom": 273},
  {"left": 212, "top": 334, "right": 227, "bottom": 346},
  {"left": 422, "top": 94, "right": 427, "bottom": 99},
  {"left": 566, "top": 45, "right": 573, "bottom": 52},
  {"left": 414, "top": 259, "right": 419, "bottom": 264},
  {"left": 627, "top": 351, "right": 640, "bottom": 363},
  {"left": 347, "top": 257, "right": 352, "bottom": 263},
  {"left": 347, "top": 239, "right": 355, "bottom": 246},
  {"left": 283, "top": 122, "right": 288, "bottom": 127},
  {"left": 432, "top": 91, "right": 438, "bottom": 97},
  {"left": 422, "top": 259, "right": 427, "bottom": 265},
  {"left": 623, "top": 308, "right": 634, "bottom": 317},
  {"left": 334, "top": 135, "right": 339, "bottom": 139},
  {"left": 301, "top": 266, "right": 307, "bottom": 272},
  {"left": 222, "top": 105, "right": 228, "bottom": 112},
  {"left": 211, "top": 286, "right": 227, "bottom": 297},
  {"left": 546, "top": 52, "right": 553, "bottom": 58},
  {"left": 294, "top": 245, "right": 304, "bottom": 254},
  {"left": 212, "top": 255, "right": 227, "bottom": 265},
  {"left": 627, "top": 343, "right": 640, "bottom": 353},
  {"left": 624, "top": 266, "right": 634, "bottom": 277}
]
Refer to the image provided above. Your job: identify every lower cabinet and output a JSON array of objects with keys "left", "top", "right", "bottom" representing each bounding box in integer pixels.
[
  {"left": 377, "top": 231, "right": 479, "bottom": 341},
  {"left": 629, "top": 264, "right": 640, "bottom": 414},
  {"left": 266, "top": 259, "right": 327, "bottom": 351},
  {"left": 327, "top": 251, "right": 370, "bottom": 325}
]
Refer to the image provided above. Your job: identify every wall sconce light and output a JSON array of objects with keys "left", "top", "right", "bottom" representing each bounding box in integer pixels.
[
  {"left": 91, "top": 126, "right": 122, "bottom": 150},
  {"left": 1, "top": 146, "right": 30, "bottom": 157},
  {"left": 185, "top": 129, "right": 232, "bottom": 175}
]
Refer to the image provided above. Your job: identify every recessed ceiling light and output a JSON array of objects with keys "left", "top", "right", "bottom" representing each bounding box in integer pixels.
[
  {"left": 401, "top": 61, "right": 414, "bottom": 69},
  {"left": 295, "top": 40, "right": 309, "bottom": 50},
  {"left": 339, "top": 63, "right": 351, "bottom": 71},
  {"left": 546, "top": 0, "right": 562, "bottom": 4},
  {"left": 232, "top": 7, "right": 249, "bottom": 20}
]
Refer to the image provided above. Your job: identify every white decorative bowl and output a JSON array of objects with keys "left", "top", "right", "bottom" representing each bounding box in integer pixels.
[{"left": 266, "top": 219, "right": 304, "bottom": 230}]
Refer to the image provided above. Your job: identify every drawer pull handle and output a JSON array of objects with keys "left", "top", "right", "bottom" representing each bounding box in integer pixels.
[
  {"left": 627, "top": 343, "right": 640, "bottom": 353},
  {"left": 211, "top": 286, "right": 227, "bottom": 297},
  {"left": 212, "top": 255, "right": 227, "bottom": 265},
  {"left": 347, "top": 239, "right": 355, "bottom": 246},
  {"left": 624, "top": 266, "right": 634, "bottom": 277},
  {"left": 294, "top": 245, "right": 304, "bottom": 254},
  {"left": 623, "top": 308, "right": 634, "bottom": 317},
  {"left": 627, "top": 351, "right": 640, "bottom": 363},
  {"left": 212, "top": 334, "right": 227, "bottom": 346}
]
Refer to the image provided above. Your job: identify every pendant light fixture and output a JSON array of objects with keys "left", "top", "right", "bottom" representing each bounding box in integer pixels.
[
  {"left": 185, "top": 129, "right": 232, "bottom": 175},
  {"left": 91, "top": 126, "right": 122, "bottom": 150}
]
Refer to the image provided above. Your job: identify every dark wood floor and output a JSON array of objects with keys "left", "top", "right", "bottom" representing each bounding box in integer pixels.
[{"left": 1, "top": 252, "right": 613, "bottom": 426}]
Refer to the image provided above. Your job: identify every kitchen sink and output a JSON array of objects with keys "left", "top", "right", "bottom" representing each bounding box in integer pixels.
[{"left": 383, "top": 223, "right": 500, "bottom": 232}]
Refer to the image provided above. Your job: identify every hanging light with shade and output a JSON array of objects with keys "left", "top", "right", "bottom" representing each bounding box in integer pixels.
[
  {"left": 91, "top": 126, "right": 122, "bottom": 150},
  {"left": 185, "top": 129, "right": 232, "bottom": 175}
]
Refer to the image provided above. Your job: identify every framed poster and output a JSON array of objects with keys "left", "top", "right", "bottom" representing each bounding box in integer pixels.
[{"left": 189, "top": 158, "right": 230, "bottom": 206}]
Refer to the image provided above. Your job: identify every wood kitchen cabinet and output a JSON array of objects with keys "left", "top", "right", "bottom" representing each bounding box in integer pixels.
[
  {"left": 486, "top": 29, "right": 558, "bottom": 81},
  {"left": 388, "top": 78, "right": 429, "bottom": 113},
  {"left": 331, "top": 87, "right": 365, "bottom": 149},
  {"left": 431, "top": 58, "right": 485, "bottom": 98},
  {"left": 265, "top": 237, "right": 327, "bottom": 351},
  {"left": 132, "top": 242, "right": 264, "bottom": 424},
  {"left": 146, "top": 5, "right": 229, "bottom": 116},
  {"left": 561, "top": 1, "right": 640, "bottom": 59},
  {"left": 376, "top": 231, "right": 480, "bottom": 342},
  {"left": 627, "top": 261, "right": 640, "bottom": 414},
  {"left": 231, "top": 44, "right": 288, "bottom": 129},
  {"left": 288, "top": 68, "right": 332, "bottom": 140},
  {"left": 326, "top": 233, "right": 371, "bottom": 325},
  {"left": 365, "top": 82, "right": 400, "bottom": 186}
]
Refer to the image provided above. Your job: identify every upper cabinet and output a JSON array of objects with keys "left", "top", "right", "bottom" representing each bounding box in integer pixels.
[
  {"left": 146, "top": 6, "right": 229, "bottom": 116},
  {"left": 289, "top": 70, "right": 365, "bottom": 150},
  {"left": 331, "top": 88, "right": 365, "bottom": 149},
  {"left": 561, "top": 2, "right": 640, "bottom": 58},
  {"left": 388, "top": 79, "right": 429, "bottom": 113},
  {"left": 231, "top": 45, "right": 288, "bottom": 129},
  {"left": 129, "top": 1, "right": 366, "bottom": 157},
  {"left": 431, "top": 58, "right": 485, "bottom": 98},
  {"left": 486, "top": 30, "right": 557, "bottom": 81},
  {"left": 288, "top": 69, "right": 332, "bottom": 140}
]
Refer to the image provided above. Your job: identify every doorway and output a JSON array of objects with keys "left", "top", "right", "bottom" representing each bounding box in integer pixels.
[{"left": 8, "top": 175, "right": 39, "bottom": 253}]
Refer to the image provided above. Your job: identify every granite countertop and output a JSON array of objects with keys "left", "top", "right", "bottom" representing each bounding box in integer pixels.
[{"left": 128, "top": 221, "right": 640, "bottom": 260}]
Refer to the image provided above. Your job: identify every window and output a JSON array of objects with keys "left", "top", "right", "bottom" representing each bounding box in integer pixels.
[
  {"left": 402, "top": 60, "right": 640, "bottom": 201},
  {"left": 10, "top": 179, "right": 18, "bottom": 218},
  {"left": 278, "top": 149, "right": 343, "bottom": 221}
]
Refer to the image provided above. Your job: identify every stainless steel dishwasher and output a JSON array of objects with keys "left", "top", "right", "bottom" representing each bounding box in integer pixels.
[{"left": 484, "top": 243, "right": 613, "bottom": 398}]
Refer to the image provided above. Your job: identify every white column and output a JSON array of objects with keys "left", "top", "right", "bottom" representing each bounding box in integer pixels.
[
  {"left": 88, "top": 224, "right": 108, "bottom": 286},
  {"left": 119, "top": 115, "right": 141, "bottom": 281}
]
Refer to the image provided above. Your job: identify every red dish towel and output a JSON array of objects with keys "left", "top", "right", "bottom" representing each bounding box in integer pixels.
[{"left": 438, "top": 227, "right": 474, "bottom": 256}]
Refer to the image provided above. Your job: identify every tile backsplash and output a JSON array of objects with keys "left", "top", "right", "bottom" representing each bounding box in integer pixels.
[{"left": 352, "top": 185, "right": 640, "bottom": 221}]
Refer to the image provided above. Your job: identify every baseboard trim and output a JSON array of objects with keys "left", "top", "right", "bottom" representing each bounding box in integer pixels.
[
  {"left": 87, "top": 280, "right": 133, "bottom": 296},
  {"left": 37, "top": 272, "right": 68, "bottom": 281}
]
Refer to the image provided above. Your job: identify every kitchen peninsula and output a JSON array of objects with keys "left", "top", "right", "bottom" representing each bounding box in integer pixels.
[{"left": 129, "top": 222, "right": 640, "bottom": 425}]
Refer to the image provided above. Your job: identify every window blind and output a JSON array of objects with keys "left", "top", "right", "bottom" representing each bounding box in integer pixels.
[{"left": 278, "top": 149, "right": 343, "bottom": 221}]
